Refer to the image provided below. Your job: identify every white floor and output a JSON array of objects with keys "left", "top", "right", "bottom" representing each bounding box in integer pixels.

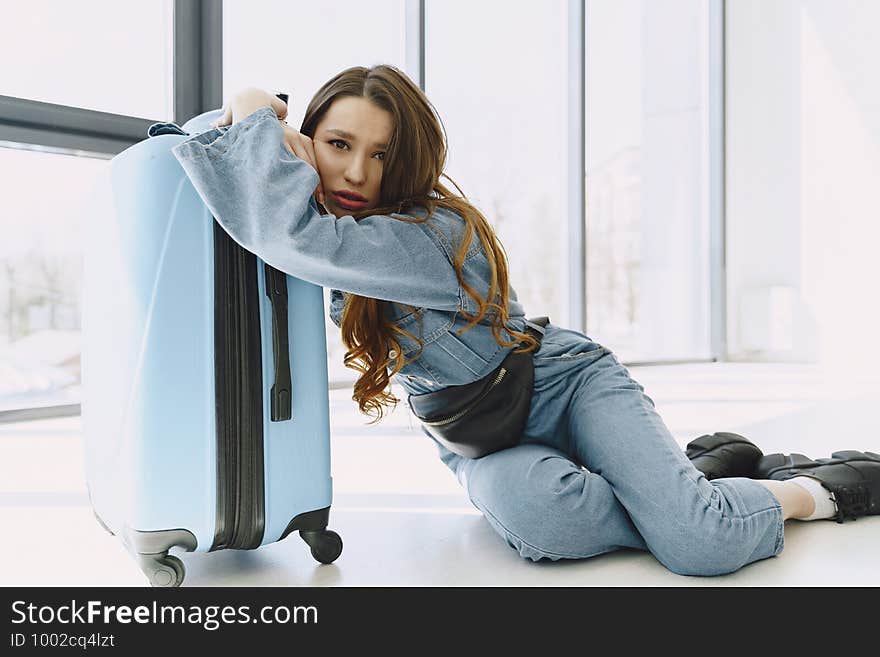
[{"left": 2, "top": 362, "right": 878, "bottom": 587}]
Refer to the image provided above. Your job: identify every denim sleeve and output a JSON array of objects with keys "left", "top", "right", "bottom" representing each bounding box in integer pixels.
[{"left": 170, "top": 106, "right": 462, "bottom": 311}]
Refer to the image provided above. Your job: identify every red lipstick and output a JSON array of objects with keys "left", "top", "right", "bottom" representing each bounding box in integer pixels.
[{"left": 333, "top": 190, "right": 369, "bottom": 210}]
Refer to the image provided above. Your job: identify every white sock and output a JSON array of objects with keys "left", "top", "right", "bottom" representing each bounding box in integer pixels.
[{"left": 789, "top": 476, "right": 837, "bottom": 521}]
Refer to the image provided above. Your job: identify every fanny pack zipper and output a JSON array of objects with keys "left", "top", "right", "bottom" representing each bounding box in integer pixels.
[{"left": 421, "top": 367, "right": 508, "bottom": 426}]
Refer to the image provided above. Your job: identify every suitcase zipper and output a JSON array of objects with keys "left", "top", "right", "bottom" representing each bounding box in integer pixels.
[
  {"left": 421, "top": 367, "right": 507, "bottom": 426},
  {"left": 211, "top": 222, "right": 265, "bottom": 551}
]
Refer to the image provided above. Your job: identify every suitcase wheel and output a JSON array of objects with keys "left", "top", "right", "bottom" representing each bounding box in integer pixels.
[
  {"left": 139, "top": 553, "right": 186, "bottom": 587},
  {"left": 300, "top": 529, "right": 343, "bottom": 564}
]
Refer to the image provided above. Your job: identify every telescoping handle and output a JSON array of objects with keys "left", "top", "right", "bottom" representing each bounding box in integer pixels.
[{"left": 264, "top": 263, "right": 292, "bottom": 421}]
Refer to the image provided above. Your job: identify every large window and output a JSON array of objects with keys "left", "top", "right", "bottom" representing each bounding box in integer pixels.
[
  {"left": 0, "top": 1, "right": 174, "bottom": 120},
  {"left": 726, "top": 0, "right": 880, "bottom": 368},
  {"left": 223, "top": 0, "right": 406, "bottom": 135},
  {"left": 0, "top": 146, "right": 108, "bottom": 413},
  {"left": 1, "top": 1, "right": 729, "bottom": 418},
  {"left": 424, "top": 0, "right": 571, "bottom": 328},
  {"left": 0, "top": 1, "right": 174, "bottom": 415},
  {"left": 585, "top": 0, "right": 713, "bottom": 361}
]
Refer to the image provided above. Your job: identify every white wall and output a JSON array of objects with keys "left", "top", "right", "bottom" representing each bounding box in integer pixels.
[{"left": 726, "top": 0, "right": 880, "bottom": 373}]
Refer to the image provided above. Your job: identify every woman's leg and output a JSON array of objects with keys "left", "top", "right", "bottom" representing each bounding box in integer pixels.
[
  {"left": 561, "top": 351, "right": 785, "bottom": 576},
  {"left": 431, "top": 432, "right": 648, "bottom": 562}
]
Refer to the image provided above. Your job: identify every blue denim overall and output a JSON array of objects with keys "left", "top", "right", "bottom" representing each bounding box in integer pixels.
[{"left": 172, "top": 107, "right": 784, "bottom": 576}]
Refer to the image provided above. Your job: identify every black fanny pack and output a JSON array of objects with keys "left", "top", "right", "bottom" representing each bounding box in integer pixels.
[{"left": 407, "top": 317, "right": 550, "bottom": 459}]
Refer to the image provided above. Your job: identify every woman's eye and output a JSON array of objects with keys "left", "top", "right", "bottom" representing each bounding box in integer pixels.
[{"left": 328, "top": 139, "right": 383, "bottom": 161}]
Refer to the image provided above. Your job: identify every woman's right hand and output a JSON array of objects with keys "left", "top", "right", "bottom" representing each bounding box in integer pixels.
[{"left": 210, "top": 87, "right": 287, "bottom": 128}]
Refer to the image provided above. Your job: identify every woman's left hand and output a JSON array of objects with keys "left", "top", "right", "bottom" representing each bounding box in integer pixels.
[{"left": 279, "top": 122, "right": 325, "bottom": 207}]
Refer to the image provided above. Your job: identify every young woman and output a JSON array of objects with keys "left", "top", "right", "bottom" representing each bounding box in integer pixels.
[{"left": 173, "top": 64, "right": 879, "bottom": 576}]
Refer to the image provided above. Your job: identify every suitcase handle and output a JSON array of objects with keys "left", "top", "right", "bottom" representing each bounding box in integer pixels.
[{"left": 264, "top": 263, "right": 292, "bottom": 421}]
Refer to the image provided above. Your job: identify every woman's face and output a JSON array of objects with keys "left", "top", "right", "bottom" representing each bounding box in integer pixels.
[{"left": 313, "top": 96, "right": 394, "bottom": 217}]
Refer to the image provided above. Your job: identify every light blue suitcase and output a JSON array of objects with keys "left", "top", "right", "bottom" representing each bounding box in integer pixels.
[{"left": 81, "top": 104, "right": 342, "bottom": 587}]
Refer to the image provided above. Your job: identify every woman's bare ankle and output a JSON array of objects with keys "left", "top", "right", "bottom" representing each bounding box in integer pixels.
[{"left": 755, "top": 479, "right": 814, "bottom": 520}]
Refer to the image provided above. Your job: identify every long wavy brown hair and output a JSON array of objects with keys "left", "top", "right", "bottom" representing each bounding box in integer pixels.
[{"left": 299, "top": 64, "right": 538, "bottom": 423}]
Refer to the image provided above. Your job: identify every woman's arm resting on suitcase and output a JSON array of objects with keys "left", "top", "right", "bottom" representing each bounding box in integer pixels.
[
  {"left": 212, "top": 88, "right": 325, "bottom": 204},
  {"left": 170, "top": 106, "right": 463, "bottom": 312}
]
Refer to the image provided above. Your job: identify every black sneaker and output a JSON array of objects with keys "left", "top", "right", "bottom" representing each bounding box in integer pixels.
[
  {"left": 754, "top": 450, "right": 880, "bottom": 523},
  {"left": 685, "top": 432, "right": 764, "bottom": 480}
]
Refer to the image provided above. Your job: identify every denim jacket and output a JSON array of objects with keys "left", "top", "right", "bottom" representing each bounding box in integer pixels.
[{"left": 170, "top": 106, "right": 536, "bottom": 396}]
